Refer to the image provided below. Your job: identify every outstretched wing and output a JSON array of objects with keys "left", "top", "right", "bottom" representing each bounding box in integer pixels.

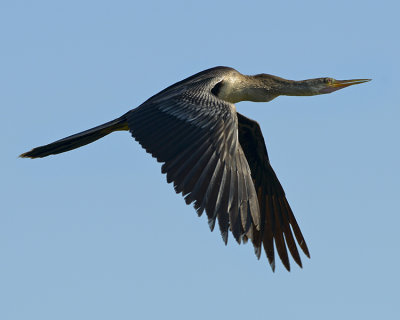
[
  {"left": 237, "top": 112, "right": 310, "bottom": 271},
  {"left": 126, "top": 68, "right": 261, "bottom": 243}
]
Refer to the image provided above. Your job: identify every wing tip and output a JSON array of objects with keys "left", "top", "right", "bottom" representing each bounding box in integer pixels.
[
  {"left": 269, "top": 259, "right": 276, "bottom": 272},
  {"left": 19, "top": 150, "right": 37, "bottom": 159},
  {"left": 283, "top": 260, "right": 291, "bottom": 272},
  {"left": 297, "top": 238, "right": 310, "bottom": 258},
  {"left": 221, "top": 231, "right": 228, "bottom": 245}
]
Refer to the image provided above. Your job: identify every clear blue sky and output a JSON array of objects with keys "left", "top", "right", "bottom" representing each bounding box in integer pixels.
[{"left": 2, "top": 1, "right": 399, "bottom": 319}]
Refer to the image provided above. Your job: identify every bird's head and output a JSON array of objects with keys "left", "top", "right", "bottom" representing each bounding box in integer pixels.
[{"left": 306, "top": 77, "right": 372, "bottom": 95}]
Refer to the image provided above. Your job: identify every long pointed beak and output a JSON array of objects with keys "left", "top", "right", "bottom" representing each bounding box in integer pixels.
[
  {"left": 319, "top": 78, "right": 371, "bottom": 94},
  {"left": 331, "top": 78, "right": 371, "bottom": 89}
]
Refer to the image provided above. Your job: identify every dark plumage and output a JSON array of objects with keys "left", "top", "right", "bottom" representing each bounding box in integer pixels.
[{"left": 20, "top": 66, "right": 370, "bottom": 271}]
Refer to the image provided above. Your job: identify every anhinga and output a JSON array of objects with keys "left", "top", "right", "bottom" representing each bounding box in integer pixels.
[{"left": 20, "top": 66, "right": 370, "bottom": 271}]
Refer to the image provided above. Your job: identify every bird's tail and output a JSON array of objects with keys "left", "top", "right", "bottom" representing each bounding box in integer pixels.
[{"left": 20, "top": 114, "right": 129, "bottom": 159}]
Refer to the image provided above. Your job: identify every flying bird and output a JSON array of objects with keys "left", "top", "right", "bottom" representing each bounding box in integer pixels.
[{"left": 20, "top": 66, "right": 370, "bottom": 271}]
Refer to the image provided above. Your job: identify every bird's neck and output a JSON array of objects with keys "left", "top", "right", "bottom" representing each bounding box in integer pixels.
[
  {"left": 279, "top": 80, "right": 319, "bottom": 96},
  {"left": 216, "top": 75, "right": 279, "bottom": 103},
  {"left": 216, "top": 74, "right": 318, "bottom": 104}
]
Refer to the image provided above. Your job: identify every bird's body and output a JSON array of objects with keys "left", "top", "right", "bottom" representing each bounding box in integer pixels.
[{"left": 21, "top": 66, "right": 370, "bottom": 271}]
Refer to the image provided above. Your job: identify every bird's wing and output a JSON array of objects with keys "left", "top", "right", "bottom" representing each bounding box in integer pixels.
[
  {"left": 237, "top": 112, "right": 310, "bottom": 271},
  {"left": 125, "top": 70, "right": 260, "bottom": 244}
]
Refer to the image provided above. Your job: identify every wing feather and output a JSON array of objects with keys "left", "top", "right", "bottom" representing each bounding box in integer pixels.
[
  {"left": 215, "top": 165, "right": 231, "bottom": 244},
  {"left": 278, "top": 198, "right": 302, "bottom": 267},
  {"left": 237, "top": 112, "right": 309, "bottom": 271}
]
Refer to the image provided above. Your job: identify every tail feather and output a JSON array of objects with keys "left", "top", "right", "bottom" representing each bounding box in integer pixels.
[{"left": 20, "top": 115, "right": 129, "bottom": 159}]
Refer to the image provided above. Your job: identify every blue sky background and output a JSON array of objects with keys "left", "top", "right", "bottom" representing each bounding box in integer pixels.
[{"left": 2, "top": 1, "right": 399, "bottom": 319}]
